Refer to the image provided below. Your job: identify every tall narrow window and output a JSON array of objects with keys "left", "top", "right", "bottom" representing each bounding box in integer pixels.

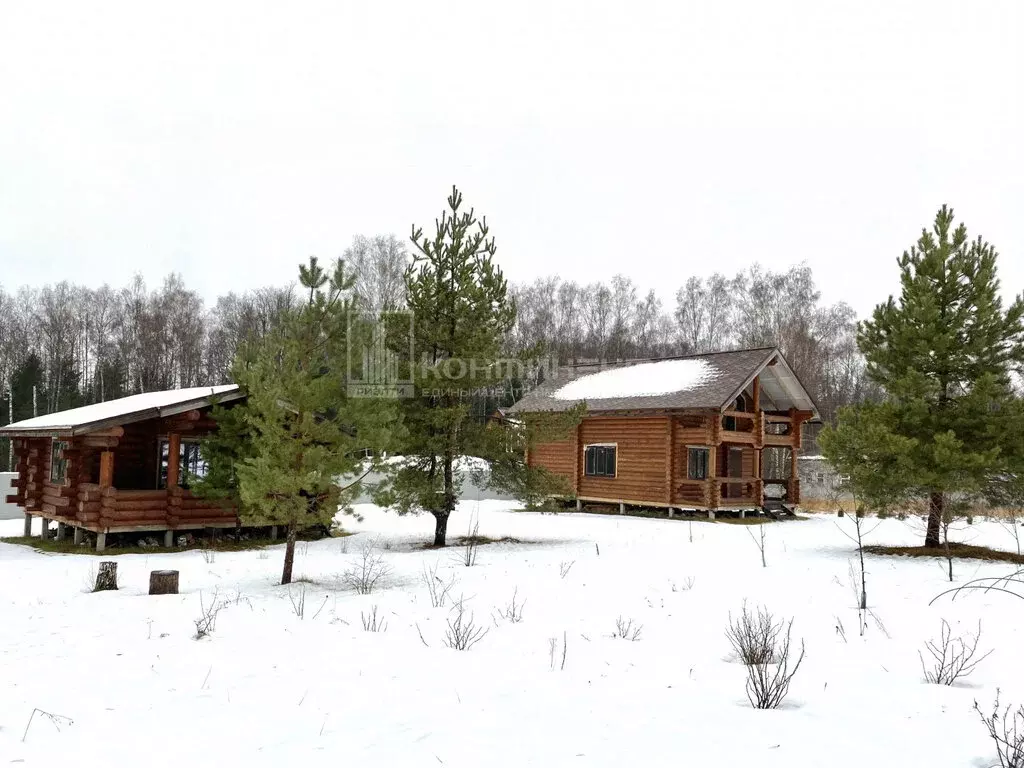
[
  {"left": 687, "top": 447, "right": 709, "bottom": 480},
  {"left": 584, "top": 444, "right": 616, "bottom": 478},
  {"left": 50, "top": 439, "right": 69, "bottom": 484}
]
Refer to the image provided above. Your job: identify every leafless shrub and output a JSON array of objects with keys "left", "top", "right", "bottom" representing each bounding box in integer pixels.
[
  {"left": 728, "top": 606, "right": 805, "bottom": 709},
  {"left": 975, "top": 690, "right": 1024, "bottom": 768},
  {"left": 194, "top": 589, "right": 223, "bottom": 639},
  {"left": 21, "top": 708, "right": 74, "bottom": 743},
  {"left": 288, "top": 584, "right": 307, "bottom": 618},
  {"left": 342, "top": 538, "right": 392, "bottom": 594},
  {"left": 495, "top": 587, "right": 526, "bottom": 624},
  {"left": 614, "top": 616, "right": 643, "bottom": 641},
  {"left": 444, "top": 596, "right": 489, "bottom": 651},
  {"left": 932, "top": 568, "right": 1024, "bottom": 604},
  {"left": 559, "top": 560, "right": 575, "bottom": 579},
  {"left": 339, "top": 537, "right": 350, "bottom": 554},
  {"left": 746, "top": 525, "right": 767, "bottom": 568},
  {"left": 548, "top": 632, "right": 568, "bottom": 671},
  {"left": 361, "top": 605, "right": 388, "bottom": 632},
  {"left": 200, "top": 549, "right": 216, "bottom": 564},
  {"left": 421, "top": 561, "right": 457, "bottom": 608},
  {"left": 919, "top": 619, "right": 992, "bottom": 685},
  {"left": 298, "top": 540, "right": 311, "bottom": 557},
  {"left": 672, "top": 576, "right": 696, "bottom": 592},
  {"left": 726, "top": 602, "right": 780, "bottom": 665},
  {"left": 463, "top": 515, "right": 480, "bottom": 567}
]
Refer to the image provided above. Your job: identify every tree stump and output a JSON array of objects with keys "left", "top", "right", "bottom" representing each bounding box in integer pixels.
[
  {"left": 149, "top": 570, "right": 179, "bottom": 595},
  {"left": 94, "top": 561, "right": 118, "bottom": 591}
]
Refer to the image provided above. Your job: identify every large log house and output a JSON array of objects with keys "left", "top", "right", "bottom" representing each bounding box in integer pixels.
[
  {"left": 507, "top": 347, "right": 820, "bottom": 516},
  {"left": 0, "top": 386, "right": 244, "bottom": 550}
]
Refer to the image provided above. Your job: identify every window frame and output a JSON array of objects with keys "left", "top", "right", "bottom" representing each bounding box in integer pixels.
[
  {"left": 156, "top": 436, "right": 208, "bottom": 489},
  {"left": 583, "top": 443, "right": 617, "bottom": 478},
  {"left": 50, "top": 439, "right": 69, "bottom": 485},
  {"left": 686, "top": 446, "right": 710, "bottom": 480}
]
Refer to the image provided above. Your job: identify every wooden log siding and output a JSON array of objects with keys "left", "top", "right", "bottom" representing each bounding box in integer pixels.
[
  {"left": 529, "top": 437, "right": 575, "bottom": 489},
  {"left": 577, "top": 416, "right": 670, "bottom": 505}
]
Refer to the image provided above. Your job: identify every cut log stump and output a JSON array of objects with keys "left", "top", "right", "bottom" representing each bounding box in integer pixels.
[
  {"left": 94, "top": 561, "right": 118, "bottom": 591},
  {"left": 148, "top": 570, "right": 179, "bottom": 595}
]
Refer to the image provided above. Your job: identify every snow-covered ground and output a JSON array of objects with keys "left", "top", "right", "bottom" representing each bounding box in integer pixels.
[{"left": 1, "top": 504, "right": 1022, "bottom": 767}]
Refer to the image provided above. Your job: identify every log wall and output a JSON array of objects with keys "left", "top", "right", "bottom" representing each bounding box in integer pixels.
[{"left": 577, "top": 415, "right": 671, "bottom": 504}]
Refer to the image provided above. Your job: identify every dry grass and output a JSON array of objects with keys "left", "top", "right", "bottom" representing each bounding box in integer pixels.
[
  {"left": 864, "top": 542, "right": 1024, "bottom": 565},
  {"left": 800, "top": 496, "right": 1022, "bottom": 521}
]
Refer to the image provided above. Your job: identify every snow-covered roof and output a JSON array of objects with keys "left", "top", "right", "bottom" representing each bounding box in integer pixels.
[
  {"left": 507, "top": 347, "right": 821, "bottom": 419},
  {"left": 0, "top": 385, "right": 242, "bottom": 436},
  {"left": 551, "top": 359, "right": 717, "bottom": 400}
]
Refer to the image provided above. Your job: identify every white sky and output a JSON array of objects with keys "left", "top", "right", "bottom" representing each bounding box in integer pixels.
[{"left": 0, "top": 1, "right": 1021, "bottom": 319}]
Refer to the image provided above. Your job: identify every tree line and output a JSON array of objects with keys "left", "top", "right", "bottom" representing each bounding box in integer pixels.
[{"left": 0, "top": 246, "right": 874, "bottom": 440}]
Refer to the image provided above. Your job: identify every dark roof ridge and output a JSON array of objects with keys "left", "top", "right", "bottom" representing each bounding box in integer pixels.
[{"left": 561, "top": 346, "right": 778, "bottom": 370}]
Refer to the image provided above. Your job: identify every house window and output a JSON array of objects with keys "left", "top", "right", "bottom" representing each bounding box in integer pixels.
[
  {"left": 157, "top": 438, "right": 208, "bottom": 489},
  {"left": 584, "top": 444, "right": 616, "bottom": 478},
  {"left": 687, "top": 447, "right": 710, "bottom": 480},
  {"left": 50, "top": 439, "right": 69, "bottom": 484}
]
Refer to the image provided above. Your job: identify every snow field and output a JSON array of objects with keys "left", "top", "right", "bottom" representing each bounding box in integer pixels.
[{"left": 1, "top": 503, "right": 1022, "bottom": 767}]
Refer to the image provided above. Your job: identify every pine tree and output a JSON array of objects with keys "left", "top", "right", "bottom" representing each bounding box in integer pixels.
[
  {"left": 822, "top": 206, "right": 1024, "bottom": 547},
  {"left": 375, "top": 187, "right": 516, "bottom": 547},
  {"left": 197, "top": 257, "right": 395, "bottom": 584}
]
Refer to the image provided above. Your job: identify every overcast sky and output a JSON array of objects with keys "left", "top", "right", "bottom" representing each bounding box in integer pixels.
[{"left": 0, "top": 1, "right": 1020, "bottom": 319}]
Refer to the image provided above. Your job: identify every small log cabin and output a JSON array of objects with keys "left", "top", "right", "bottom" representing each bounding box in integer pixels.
[
  {"left": 507, "top": 347, "right": 821, "bottom": 516},
  {"left": 0, "top": 386, "right": 244, "bottom": 550}
]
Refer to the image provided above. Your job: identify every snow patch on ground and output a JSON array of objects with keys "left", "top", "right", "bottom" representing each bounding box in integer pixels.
[
  {"left": 1, "top": 506, "right": 1022, "bottom": 767},
  {"left": 551, "top": 359, "right": 718, "bottom": 400}
]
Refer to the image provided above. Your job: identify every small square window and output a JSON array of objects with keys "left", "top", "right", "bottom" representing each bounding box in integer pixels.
[
  {"left": 687, "top": 447, "right": 709, "bottom": 480},
  {"left": 584, "top": 445, "right": 616, "bottom": 477}
]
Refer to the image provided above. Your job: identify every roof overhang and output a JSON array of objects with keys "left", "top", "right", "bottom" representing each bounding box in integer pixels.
[
  {"left": 721, "top": 350, "right": 821, "bottom": 421},
  {"left": 0, "top": 389, "right": 246, "bottom": 438}
]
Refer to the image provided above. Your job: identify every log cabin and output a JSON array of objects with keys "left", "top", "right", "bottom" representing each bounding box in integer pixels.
[
  {"left": 507, "top": 347, "right": 821, "bottom": 517},
  {"left": 0, "top": 386, "right": 244, "bottom": 550}
]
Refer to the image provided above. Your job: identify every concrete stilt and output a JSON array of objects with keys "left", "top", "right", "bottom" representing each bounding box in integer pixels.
[
  {"left": 164, "top": 530, "right": 174, "bottom": 548},
  {"left": 56, "top": 522, "right": 67, "bottom": 541},
  {"left": 73, "top": 527, "right": 84, "bottom": 545},
  {"left": 39, "top": 518, "right": 49, "bottom": 540},
  {"left": 708, "top": 509, "right": 716, "bottom": 521},
  {"left": 23, "top": 512, "right": 32, "bottom": 537},
  {"left": 739, "top": 509, "right": 746, "bottom": 519},
  {"left": 96, "top": 532, "right": 107, "bottom": 552},
  {"left": 575, "top": 499, "right": 582, "bottom": 511},
  {"left": 270, "top": 525, "right": 279, "bottom": 540},
  {"left": 667, "top": 507, "right": 674, "bottom": 518},
  {"left": 619, "top": 502, "right": 625, "bottom": 515}
]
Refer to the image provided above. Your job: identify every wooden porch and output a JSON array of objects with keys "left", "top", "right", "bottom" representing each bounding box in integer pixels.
[{"left": 7, "top": 407, "right": 239, "bottom": 551}]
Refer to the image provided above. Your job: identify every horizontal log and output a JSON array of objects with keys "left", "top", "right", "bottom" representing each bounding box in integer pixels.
[
  {"left": 115, "top": 499, "right": 167, "bottom": 512},
  {"left": 9, "top": 478, "right": 22, "bottom": 488},
  {"left": 6, "top": 494, "right": 23, "bottom": 505},
  {"left": 115, "top": 489, "right": 167, "bottom": 500},
  {"left": 82, "top": 426, "right": 125, "bottom": 438},
  {"left": 79, "top": 512, "right": 100, "bottom": 523},
  {"left": 78, "top": 500, "right": 102, "bottom": 513},
  {"left": 107, "top": 510, "right": 169, "bottom": 522},
  {"left": 82, "top": 437, "right": 120, "bottom": 448},
  {"left": 177, "top": 511, "right": 237, "bottom": 519},
  {"left": 41, "top": 494, "right": 71, "bottom": 508}
]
